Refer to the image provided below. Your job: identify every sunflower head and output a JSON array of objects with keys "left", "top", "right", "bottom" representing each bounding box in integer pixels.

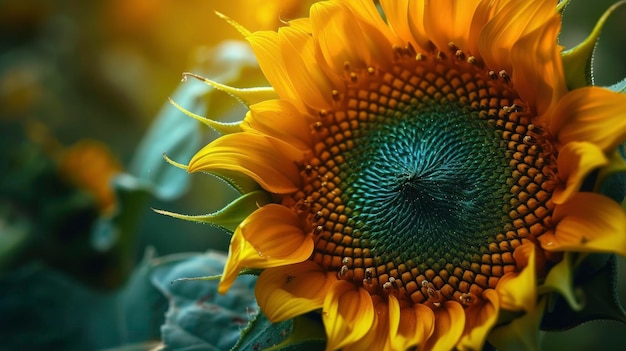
[{"left": 173, "top": 0, "right": 626, "bottom": 350}]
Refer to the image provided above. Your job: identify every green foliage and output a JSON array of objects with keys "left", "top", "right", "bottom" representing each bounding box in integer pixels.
[
  {"left": 231, "top": 313, "right": 326, "bottom": 351},
  {"left": 151, "top": 251, "right": 258, "bottom": 351},
  {"left": 128, "top": 78, "right": 206, "bottom": 201},
  {"left": 0, "top": 249, "right": 170, "bottom": 350}
]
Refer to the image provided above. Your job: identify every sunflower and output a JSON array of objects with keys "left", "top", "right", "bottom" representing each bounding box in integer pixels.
[{"left": 174, "top": 0, "right": 626, "bottom": 350}]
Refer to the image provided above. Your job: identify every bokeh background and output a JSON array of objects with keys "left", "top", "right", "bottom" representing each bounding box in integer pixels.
[{"left": 1, "top": 0, "right": 626, "bottom": 350}]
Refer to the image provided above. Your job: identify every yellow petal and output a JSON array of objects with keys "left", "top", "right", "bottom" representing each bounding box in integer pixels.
[
  {"left": 187, "top": 133, "right": 303, "bottom": 194},
  {"left": 311, "top": 1, "right": 393, "bottom": 74},
  {"left": 553, "top": 141, "right": 609, "bottom": 204},
  {"left": 243, "top": 99, "right": 314, "bottom": 151},
  {"left": 388, "top": 295, "right": 434, "bottom": 351},
  {"left": 246, "top": 31, "right": 305, "bottom": 111},
  {"left": 380, "top": 0, "right": 427, "bottom": 53},
  {"left": 256, "top": 261, "right": 336, "bottom": 322},
  {"left": 457, "top": 289, "right": 500, "bottom": 351},
  {"left": 495, "top": 242, "right": 536, "bottom": 312},
  {"left": 467, "top": 0, "right": 509, "bottom": 57},
  {"left": 219, "top": 204, "right": 314, "bottom": 293},
  {"left": 538, "top": 192, "right": 626, "bottom": 256},
  {"left": 548, "top": 87, "right": 626, "bottom": 152},
  {"left": 423, "top": 301, "right": 465, "bottom": 351},
  {"left": 277, "top": 25, "right": 341, "bottom": 109},
  {"left": 322, "top": 281, "right": 374, "bottom": 351},
  {"left": 510, "top": 14, "right": 565, "bottom": 114},
  {"left": 343, "top": 296, "right": 392, "bottom": 351},
  {"left": 423, "top": 0, "right": 482, "bottom": 52},
  {"left": 479, "top": 0, "right": 556, "bottom": 75}
]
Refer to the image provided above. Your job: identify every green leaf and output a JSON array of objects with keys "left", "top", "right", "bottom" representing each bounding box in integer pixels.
[
  {"left": 231, "top": 312, "right": 326, "bottom": 351},
  {"left": 540, "top": 254, "right": 626, "bottom": 331},
  {"left": 153, "top": 190, "right": 270, "bottom": 232},
  {"left": 0, "top": 203, "right": 32, "bottom": 271},
  {"left": 150, "top": 251, "right": 258, "bottom": 351},
  {"left": 128, "top": 77, "right": 206, "bottom": 201},
  {"left": 561, "top": 1, "right": 626, "bottom": 89}
]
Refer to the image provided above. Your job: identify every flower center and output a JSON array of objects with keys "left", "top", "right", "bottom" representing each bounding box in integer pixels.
[
  {"left": 291, "top": 47, "right": 556, "bottom": 306},
  {"left": 347, "top": 104, "right": 507, "bottom": 259}
]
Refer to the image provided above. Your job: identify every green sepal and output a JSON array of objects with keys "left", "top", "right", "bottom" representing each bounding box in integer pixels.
[
  {"left": 183, "top": 72, "right": 278, "bottom": 107},
  {"left": 153, "top": 190, "right": 271, "bottom": 233},
  {"left": 538, "top": 252, "right": 583, "bottom": 312},
  {"left": 488, "top": 297, "right": 547, "bottom": 351},
  {"left": 540, "top": 254, "right": 626, "bottom": 331},
  {"left": 168, "top": 97, "right": 242, "bottom": 135},
  {"left": 557, "top": 0, "right": 571, "bottom": 14},
  {"left": 231, "top": 312, "right": 326, "bottom": 351},
  {"left": 561, "top": 1, "right": 626, "bottom": 89}
]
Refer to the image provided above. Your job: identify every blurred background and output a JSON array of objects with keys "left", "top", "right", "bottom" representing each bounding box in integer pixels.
[{"left": 0, "top": 0, "right": 625, "bottom": 350}]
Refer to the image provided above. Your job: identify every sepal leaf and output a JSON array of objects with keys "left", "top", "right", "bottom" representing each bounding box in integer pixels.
[
  {"left": 153, "top": 190, "right": 270, "bottom": 233},
  {"left": 560, "top": 1, "right": 626, "bottom": 89}
]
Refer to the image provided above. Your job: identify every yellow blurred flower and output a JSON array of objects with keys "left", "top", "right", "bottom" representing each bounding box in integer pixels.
[{"left": 176, "top": 0, "right": 626, "bottom": 350}]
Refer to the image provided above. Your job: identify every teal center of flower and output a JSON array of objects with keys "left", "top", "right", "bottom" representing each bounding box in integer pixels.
[
  {"left": 346, "top": 104, "right": 508, "bottom": 261},
  {"left": 297, "top": 52, "right": 556, "bottom": 305}
]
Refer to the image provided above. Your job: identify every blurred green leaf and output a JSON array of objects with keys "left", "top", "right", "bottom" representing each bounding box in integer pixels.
[
  {"left": 150, "top": 251, "right": 258, "bottom": 351},
  {"left": 128, "top": 77, "right": 205, "bottom": 201},
  {"left": 0, "top": 203, "right": 32, "bottom": 270}
]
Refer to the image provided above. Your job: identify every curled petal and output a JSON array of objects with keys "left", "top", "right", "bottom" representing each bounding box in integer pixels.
[
  {"left": 553, "top": 141, "right": 609, "bottom": 204},
  {"left": 548, "top": 87, "right": 626, "bottom": 152},
  {"left": 479, "top": 0, "right": 556, "bottom": 74},
  {"left": 322, "top": 281, "right": 374, "bottom": 351},
  {"left": 343, "top": 296, "right": 392, "bottom": 351},
  {"left": 219, "top": 204, "right": 314, "bottom": 293},
  {"left": 457, "top": 289, "right": 500, "bottom": 351},
  {"left": 496, "top": 242, "right": 537, "bottom": 312},
  {"left": 311, "top": 1, "right": 394, "bottom": 74},
  {"left": 187, "top": 133, "right": 303, "bottom": 194},
  {"left": 388, "top": 294, "right": 434, "bottom": 350},
  {"left": 244, "top": 99, "right": 314, "bottom": 151},
  {"left": 510, "top": 14, "right": 565, "bottom": 114},
  {"left": 538, "top": 192, "right": 626, "bottom": 256},
  {"left": 423, "top": 301, "right": 465, "bottom": 351},
  {"left": 256, "top": 261, "right": 336, "bottom": 322}
]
